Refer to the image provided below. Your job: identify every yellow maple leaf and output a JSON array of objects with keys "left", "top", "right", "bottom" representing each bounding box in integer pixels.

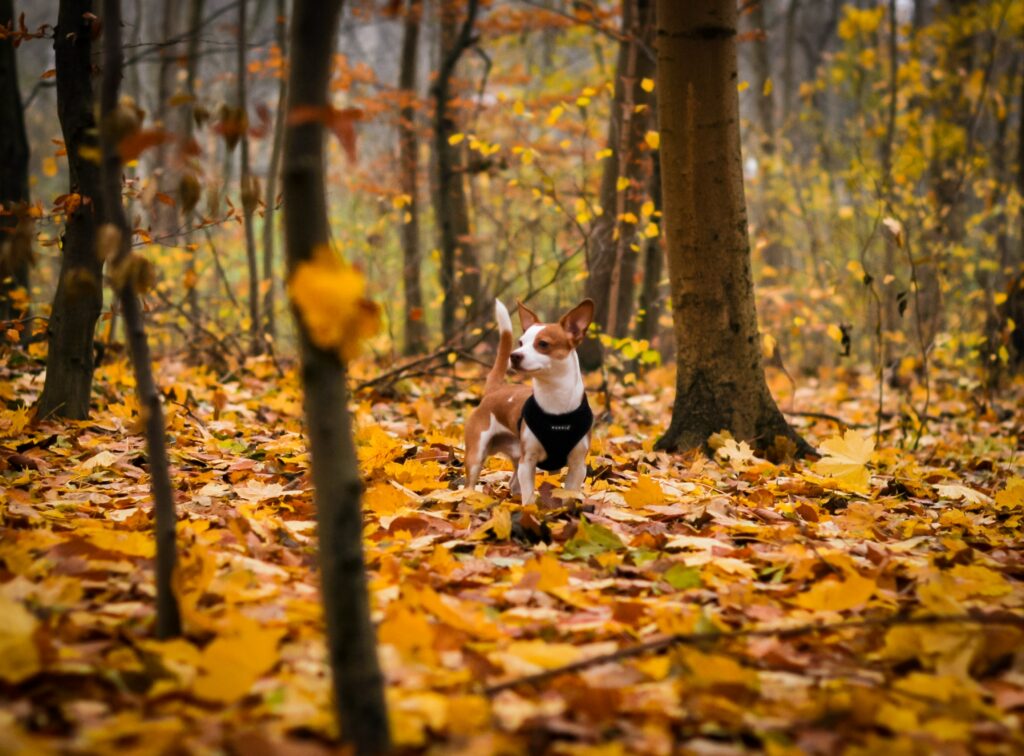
[
  {"left": 503, "top": 640, "right": 582, "bottom": 670},
  {"left": 644, "top": 130, "right": 659, "bottom": 149},
  {"left": 0, "top": 594, "right": 41, "bottom": 683},
  {"left": 812, "top": 429, "right": 874, "bottom": 493},
  {"left": 994, "top": 477, "right": 1024, "bottom": 511},
  {"left": 791, "top": 571, "right": 876, "bottom": 612},
  {"left": 287, "top": 246, "right": 380, "bottom": 361},
  {"left": 524, "top": 552, "right": 569, "bottom": 592},
  {"left": 192, "top": 616, "right": 284, "bottom": 703},
  {"left": 622, "top": 475, "right": 665, "bottom": 508}
]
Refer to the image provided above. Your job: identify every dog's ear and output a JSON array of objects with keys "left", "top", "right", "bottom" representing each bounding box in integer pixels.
[
  {"left": 516, "top": 301, "right": 540, "bottom": 331},
  {"left": 560, "top": 299, "right": 594, "bottom": 343}
]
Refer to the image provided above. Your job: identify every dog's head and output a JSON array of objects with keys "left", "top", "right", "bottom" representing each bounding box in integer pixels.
[{"left": 510, "top": 299, "right": 594, "bottom": 373}]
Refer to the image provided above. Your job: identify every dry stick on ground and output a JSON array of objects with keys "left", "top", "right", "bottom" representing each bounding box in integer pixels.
[
  {"left": 483, "top": 611, "right": 1024, "bottom": 696},
  {"left": 282, "top": 0, "right": 389, "bottom": 750},
  {"left": 99, "top": 0, "right": 181, "bottom": 639}
]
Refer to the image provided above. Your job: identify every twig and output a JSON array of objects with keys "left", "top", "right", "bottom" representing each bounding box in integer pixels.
[
  {"left": 783, "top": 410, "right": 866, "bottom": 429},
  {"left": 482, "top": 611, "right": 1024, "bottom": 696}
]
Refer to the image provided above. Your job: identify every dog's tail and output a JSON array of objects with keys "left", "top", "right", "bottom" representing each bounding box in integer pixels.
[{"left": 485, "top": 299, "right": 514, "bottom": 394}]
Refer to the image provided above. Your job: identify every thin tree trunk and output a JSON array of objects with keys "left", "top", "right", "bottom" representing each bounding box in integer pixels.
[
  {"left": 99, "top": 0, "right": 182, "bottom": 639},
  {"left": 399, "top": 0, "right": 427, "bottom": 355},
  {"left": 654, "top": 0, "right": 809, "bottom": 456},
  {"left": 635, "top": 148, "right": 663, "bottom": 346},
  {"left": 432, "top": 0, "right": 480, "bottom": 343},
  {"left": 881, "top": 0, "right": 899, "bottom": 360},
  {"left": 261, "top": 0, "right": 287, "bottom": 344},
  {"left": 578, "top": 0, "right": 655, "bottom": 370},
  {"left": 37, "top": 0, "right": 104, "bottom": 420},
  {"left": 183, "top": 0, "right": 203, "bottom": 341},
  {"left": 782, "top": 0, "right": 801, "bottom": 127},
  {"left": 237, "top": 0, "right": 261, "bottom": 354},
  {"left": 283, "top": 0, "right": 390, "bottom": 750},
  {"left": 750, "top": 0, "right": 789, "bottom": 277},
  {"left": 1018, "top": 29, "right": 1024, "bottom": 266},
  {"left": 0, "top": 0, "right": 31, "bottom": 327},
  {"left": 152, "top": 0, "right": 179, "bottom": 237}
]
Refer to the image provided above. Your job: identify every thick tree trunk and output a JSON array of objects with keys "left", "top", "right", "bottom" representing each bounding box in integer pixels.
[
  {"left": 0, "top": 0, "right": 31, "bottom": 327},
  {"left": 283, "top": 0, "right": 390, "bottom": 751},
  {"left": 237, "top": 0, "right": 261, "bottom": 354},
  {"left": 399, "top": 0, "right": 427, "bottom": 355},
  {"left": 432, "top": 0, "right": 479, "bottom": 343},
  {"left": 99, "top": 0, "right": 181, "bottom": 639},
  {"left": 578, "top": 0, "right": 655, "bottom": 370},
  {"left": 261, "top": 0, "right": 287, "bottom": 345},
  {"left": 654, "top": 0, "right": 809, "bottom": 456},
  {"left": 37, "top": 0, "right": 104, "bottom": 420}
]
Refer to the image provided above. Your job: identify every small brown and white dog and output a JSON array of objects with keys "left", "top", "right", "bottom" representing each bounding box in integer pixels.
[{"left": 464, "top": 298, "right": 595, "bottom": 504}]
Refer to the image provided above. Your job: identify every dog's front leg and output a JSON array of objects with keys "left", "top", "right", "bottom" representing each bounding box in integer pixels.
[
  {"left": 516, "top": 457, "right": 538, "bottom": 504},
  {"left": 564, "top": 435, "right": 589, "bottom": 491}
]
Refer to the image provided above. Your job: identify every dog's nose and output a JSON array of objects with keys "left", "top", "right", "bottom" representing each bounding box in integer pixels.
[{"left": 510, "top": 352, "right": 523, "bottom": 369}]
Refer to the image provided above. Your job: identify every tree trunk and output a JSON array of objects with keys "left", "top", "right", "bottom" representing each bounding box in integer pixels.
[
  {"left": 261, "top": 0, "right": 287, "bottom": 345},
  {"left": 0, "top": 0, "right": 31, "bottom": 328},
  {"left": 781, "top": 0, "right": 801, "bottom": 127},
  {"left": 37, "top": 0, "right": 104, "bottom": 421},
  {"left": 283, "top": 0, "right": 390, "bottom": 751},
  {"left": 578, "top": 0, "right": 656, "bottom": 370},
  {"left": 399, "top": 0, "right": 427, "bottom": 355},
  {"left": 654, "top": 0, "right": 809, "bottom": 456},
  {"left": 151, "top": 0, "right": 179, "bottom": 237},
  {"left": 635, "top": 148, "right": 663, "bottom": 346},
  {"left": 183, "top": 0, "right": 203, "bottom": 341},
  {"left": 99, "top": 0, "right": 182, "bottom": 640},
  {"left": 237, "top": 0, "right": 261, "bottom": 354},
  {"left": 432, "top": 0, "right": 479, "bottom": 343}
]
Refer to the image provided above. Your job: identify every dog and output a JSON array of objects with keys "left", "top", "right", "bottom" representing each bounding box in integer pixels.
[{"left": 464, "top": 298, "right": 595, "bottom": 504}]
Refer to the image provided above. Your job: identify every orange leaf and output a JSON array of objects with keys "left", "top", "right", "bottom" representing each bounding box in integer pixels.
[{"left": 118, "top": 128, "right": 172, "bottom": 162}]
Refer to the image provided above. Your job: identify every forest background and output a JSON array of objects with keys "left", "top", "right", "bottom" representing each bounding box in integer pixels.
[{"left": 1, "top": 0, "right": 1023, "bottom": 753}]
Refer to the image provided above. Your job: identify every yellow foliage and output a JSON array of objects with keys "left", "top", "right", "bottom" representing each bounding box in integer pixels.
[
  {"left": 812, "top": 429, "right": 875, "bottom": 494},
  {"left": 288, "top": 247, "right": 380, "bottom": 361},
  {"left": 0, "top": 594, "right": 41, "bottom": 683}
]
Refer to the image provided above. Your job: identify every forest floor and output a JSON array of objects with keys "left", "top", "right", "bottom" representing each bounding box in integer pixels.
[{"left": 0, "top": 354, "right": 1022, "bottom": 754}]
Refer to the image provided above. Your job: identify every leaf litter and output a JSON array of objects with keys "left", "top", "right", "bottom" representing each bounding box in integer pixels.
[{"left": 0, "top": 357, "right": 1022, "bottom": 754}]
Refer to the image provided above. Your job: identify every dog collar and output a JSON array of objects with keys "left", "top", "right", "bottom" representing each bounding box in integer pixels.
[{"left": 519, "top": 395, "right": 593, "bottom": 471}]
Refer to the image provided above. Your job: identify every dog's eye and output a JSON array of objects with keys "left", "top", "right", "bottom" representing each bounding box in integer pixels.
[
  {"left": 517, "top": 340, "right": 522, "bottom": 347},
  {"left": 538, "top": 340, "right": 549, "bottom": 349}
]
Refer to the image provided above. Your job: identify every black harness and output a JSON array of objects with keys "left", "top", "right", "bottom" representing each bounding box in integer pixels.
[{"left": 519, "top": 395, "right": 593, "bottom": 471}]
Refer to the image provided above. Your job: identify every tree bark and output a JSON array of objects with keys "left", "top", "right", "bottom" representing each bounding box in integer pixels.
[
  {"left": 635, "top": 148, "right": 663, "bottom": 346},
  {"left": 261, "top": 0, "right": 287, "bottom": 345},
  {"left": 654, "top": 0, "right": 809, "bottom": 456},
  {"left": 0, "top": 0, "right": 31, "bottom": 327},
  {"left": 237, "top": 0, "right": 261, "bottom": 354},
  {"left": 399, "top": 0, "right": 427, "bottom": 355},
  {"left": 151, "top": 0, "right": 179, "bottom": 237},
  {"left": 183, "top": 0, "right": 203, "bottom": 341},
  {"left": 37, "top": 0, "right": 104, "bottom": 420},
  {"left": 283, "top": 0, "right": 390, "bottom": 751},
  {"left": 432, "top": 0, "right": 480, "bottom": 343},
  {"left": 578, "top": 0, "right": 656, "bottom": 370},
  {"left": 99, "top": 0, "right": 182, "bottom": 639}
]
